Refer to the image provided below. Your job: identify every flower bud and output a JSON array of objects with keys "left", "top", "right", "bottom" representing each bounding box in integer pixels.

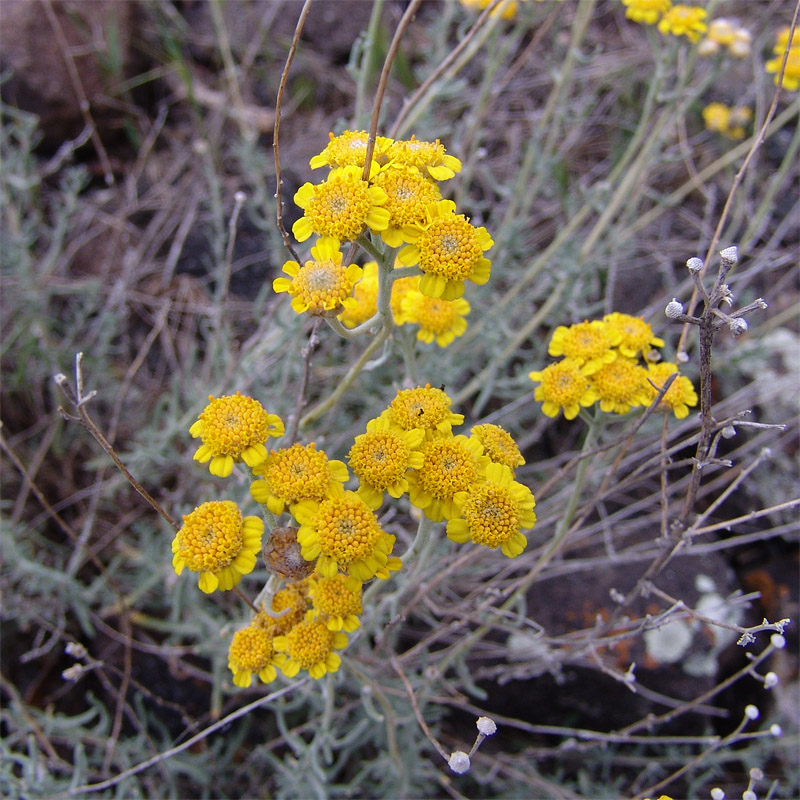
[
  {"left": 477, "top": 716, "right": 497, "bottom": 736},
  {"left": 665, "top": 299, "right": 684, "bottom": 318},
  {"left": 448, "top": 751, "right": 471, "bottom": 774},
  {"left": 719, "top": 245, "right": 738, "bottom": 266},
  {"left": 728, "top": 317, "right": 748, "bottom": 336},
  {"left": 771, "top": 633, "right": 786, "bottom": 649},
  {"left": 744, "top": 704, "right": 760, "bottom": 720},
  {"left": 686, "top": 257, "right": 704, "bottom": 272},
  {"left": 764, "top": 671, "right": 779, "bottom": 689}
]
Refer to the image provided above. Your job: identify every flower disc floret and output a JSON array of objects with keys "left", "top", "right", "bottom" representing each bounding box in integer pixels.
[
  {"left": 227, "top": 624, "right": 283, "bottom": 688},
  {"left": 470, "top": 423, "right": 525, "bottom": 470},
  {"left": 529, "top": 359, "right": 599, "bottom": 420},
  {"left": 293, "top": 491, "right": 399, "bottom": 580},
  {"left": 407, "top": 435, "right": 490, "bottom": 521},
  {"left": 383, "top": 383, "right": 464, "bottom": 438},
  {"left": 255, "top": 581, "right": 311, "bottom": 635},
  {"left": 292, "top": 165, "right": 390, "bottom": 243},
  {"left": 338, "top": 261, "right": 378, "bottom": 328},
  {"left": 251, "top": 442, "right": 349, "bottom": 516},
  {"left": 390, "top": 270, "right": 421, "bottom": 324},
  {"left": 645, "top": 362, "right": 698, "bottom": 419},
  {"left": 371, "top": 165, "right": 442, "bottom": 247},
  {"left": 386, "top": 136, "right": 462, "bottom": 181},
  {"left": 590, "top": 357, "right": 650, "bottom": 415},
  {"left": 274, "top": 237, "right": 363, "bottom": 316},
  {"left": 308, "top": 573, "right": 363, "bottom": 632},
  {"left": 548, "top": 320, "right": 620, "bottom": 374},
  {"left": 401, "top": 291, "right": 470, "bottom": 347},
  {"left": 622, "top": 0, "right": 671, "bottom": 25},
  {"left": 274, "top": 619, "right": 348, "bottom": 679},
  {"left": 658, "top": 5, "right": 707, "bottom": 42},
  {"left": 447, "top": 463, "right": 535, "bottom": 558},
  {"left": 171, "top": 501, "right": 262, "bottom": 593},
  {"left": 348, "top": 416, "right": 425, "bottom": 509},
  {"left": 603, "top": 312, "right": 664, "bottom": 358},
  {"left": 398, "top": 199, "right": 492, "bottom": 300},
  {"left": 190, "top": 392, "right": 284, "bottom": 477},
  {"left": 309, "top": 130, "right": 393, "bottom": 170}
]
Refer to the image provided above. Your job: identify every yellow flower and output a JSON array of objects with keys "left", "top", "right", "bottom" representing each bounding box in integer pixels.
[
  {"left": 338, "top": 261, "right": 379, "bottom": 328},
  {"left": 348, "top": 416, "right": 425, "bottom": 510},
  {"left": 273, "top": 237, "right": 363, "bottom": 316},
  {"left": 548, "top": 320, "right": 621, "bottom": 374},
  {"left": 766, "top": 46, "right": 800, "bottom": 92},
  {"left": 699, "top": 18, "right": 751, "bottom": 57},
  {"left": 622, "top": 0, "right": 672, "bottom": 26},
  {"left": 470, "top": 423, "right": 525, "bottom": 471},
  {"left": 398, "top": 199, "right": 492, "bottom": 300},
  {"left": 381, "top": 383, "right": 465, "bottom": 439},
  {"left": 529, "top": 359, "right": 599, "bottom": 420},
  {"left": 253, "top": 582, "right": 311, "bottom": 636},
  {"left": 657, "top": 5, "right": 708, "bottom": 42},
  {"left": 371, "top": 164, "right": 442, "bottom": 248},
  {"left": 644, "top": 362, "right": 698, "bottom": 419},
  {"left": 407, "top": 434, "right": 490, "bottom": 522},
  {"left": 190, "top": 392, "right": 284, "bottom": 478},
  {"left": 390, "top": 269, "right": 421, "bottom": 324},
  {"left": 171, "top": 501, "right": 263, "bottom": 594},
  {"left": 386, "top": 136, "right": 462, "bottom": 181},
  {"left": 227, "top": 623, "right": 284, "bottom": 688},
  {"left": 590, "top": 357, "right": 650, "bottom": 415},
  {"left": 774, "top": 26, "right": 800, "bottom": 53},
  {"left": 603, "top": 312, "right": 664, "bottom": 358},
  {"left": 401, "top": 291, "right": 471, "bottom": 347},
  {"left": 308, "top": 573, "right": 363, "bottom": 632},
  {"left": 274, "top": 619, "right": 348, "bottom": 679},
  {"left": 702, "top": 103, "right": 752, "bottom": 140},
  {"left": 250, "top": 442, "right": 349, "bottom": 516},
  {"left": 309, "top": 130, "right": 393, "bottom": 171},
  {"left": 460, "top": 0, "right": 520, "bottom": 21},
  {"left": 292, "top": 164, "right": 391, "bottom": 243},
  {"left": 447, "top": 463, "right": 535, "bottom": 558},
  {"left": 292, "top": 491, "right": 401, "bottom": 581}
]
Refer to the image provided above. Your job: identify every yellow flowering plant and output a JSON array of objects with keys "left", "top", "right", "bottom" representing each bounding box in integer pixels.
[{"left": 27, "top": 1, "right": 794, "bottom": 798}]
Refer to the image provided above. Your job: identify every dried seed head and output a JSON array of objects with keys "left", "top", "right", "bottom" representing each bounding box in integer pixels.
[
  {"left": 686, "top": 257, "right": 704, "bottom": 272},
  {"left": 263, "top": 526, "right": 316, "bottom": 579},
  {"left": 665, "top": 298, "right": 684, "bottom": 318}
]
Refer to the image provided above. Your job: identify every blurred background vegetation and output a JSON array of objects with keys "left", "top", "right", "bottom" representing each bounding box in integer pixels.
[{"left": 1, "top": 1, "right": 797, "bottom": 798}]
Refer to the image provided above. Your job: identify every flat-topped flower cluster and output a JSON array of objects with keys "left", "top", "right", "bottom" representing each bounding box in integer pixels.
[
  {"left": 172, "top": 384, "right": 536, "bottom": 688},
  {"left": 273, "top": 131, "right": 493, "bottom": 347},
  {"left": 529, "top": 312, "right": 698, "bottom": 421}
]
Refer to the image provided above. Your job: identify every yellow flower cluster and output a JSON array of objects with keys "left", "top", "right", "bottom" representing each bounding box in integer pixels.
[
  {"left": 353, "top": 384, "right": 536, "bottom": 559},
  {"left": 698, "top": 18, "right": 752, "bottom": 58},
  {"left": 274, "top": 131, "right": 492, "bottom": 318},
  {"left": 459, "top": 0, "right": 527, "bottom": 22},
  {"left": 529, "top": 312, "right": 698, "bottom": 420},
  {"left": 766, "top": 26, "right": 800, "bottom": 91},
  {"left": 702, "top": 102, "right": 753, "bottom": 140},
  {"left": 623, "top": 0, "right": 707, "bottom": 43}
]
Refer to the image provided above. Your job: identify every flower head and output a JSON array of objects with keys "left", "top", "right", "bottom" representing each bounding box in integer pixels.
[
  {"left": 251, "top": 442, "right": 349, "bottom": 516},
  {"left": 766, "top": 35, "right": 800, "bottom": 91},
  {"left": 190, "top": 392, "right": 284, "bottom": 477},
  {"left": 382, "top": 383, "right": 465, "bottom": 439},
  {"left": 292, "top": 165, "right": 390, "bottom": 243},
  {"left": 447, "top": 463, "right": 535, "bottom": 558},
  {"left": 548, "top": 320, "right": 620, "bottom": 374},
  {"left": 257, "top": 580, "right": 311, "bottom": 635},
  {"left": 590, "top": 357, "right": 650, "bottom": 415},
  {"left": 470, "top": 423, "right": 525, "bottom": 470},
  {"left": 702, "top": 103, "right": 752, "bottom": 140},
  {"left": 274, "top": 237, "right": 363, "bottom": 316},
  {"left": 338, "top": 261, "right": 379, "bottom": 328},
  {"left": 644, "top": 362, "right": 698, "bottom": 418},
  {"left": 309, "top": 130, "right": 393, "bottom": 171},
  {"left": 657, "top": 5, "right": 708, "bottom": 42},
  {"left": 401, "top": 291, "right": 470, "bottom": 347},
  {"left": 622, "top": 0, "right": 672, "bottom": 26},
  {"left": 699, "top": 18, "right": 752, "bottom": 57},
  {"left": 529, "top": 359, "right": 599, "bottom": 420},
  {"left": 171, "top": 501, "right": 263, "bottom": 593},
  {"left": 293, "top": 491, "right": 401, "bottom": 581},
  {"left": 371, "top": 165, "right": 442, "bottom": 248},
  {"left": 308, "top": 573, "right": 363, "bottom": 632},
  {"left": 348, "top": 415, "right": 425, "bottom": 509},
  {"left": 227, "top": 623, "right": 284, "bottom": 688},
  {"left": 460, "top": 0, "right": 520, "bottom": 21},
  {"left": 603, "top": 312, "right": 664, "bottom": 358},
  {"left": 407, "top": 435, "right": 490, "bottom": 521},
  {"left": 398, "top": 199, "right": 492, "bottom": 300},
  {"left": 390, "top": 269, "right": 422, "bottom": 324},
  {"left": 274, "top": 619, "right": 348, "bottom": 679},
  {"left": 386, "top": 136, "right": 462, "bottom": 181}
]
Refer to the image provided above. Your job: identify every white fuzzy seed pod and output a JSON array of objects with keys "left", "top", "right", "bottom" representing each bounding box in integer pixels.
[
  {"left": 710, "top": 788, "right": 726, "bottom": 800},
  {"left": 448, "top": 751, "right": 471, "bottom": 774},
  {"left": 476, "top": 716, "right": 497, "bottom": 736},
  {"left": 744, "top": 704, "right": 760, "bottom": 720},
  {"left": 686, "top": 257, "right": 704, "bottom": 272},
  {"left": 771, "top": 634, "right": 786, "bottom": 649},
  {"left": 764, "top": 672, "right": 779, "bottom": 689},
  {"left": 719, "top": 245, "right": 738, "bottom": 265},
  {"left": 770, "top": 724, "right": 783, "bottom": 737},
  {"left": 665, "top": 299, "right": 684, "bottom": 318}
]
